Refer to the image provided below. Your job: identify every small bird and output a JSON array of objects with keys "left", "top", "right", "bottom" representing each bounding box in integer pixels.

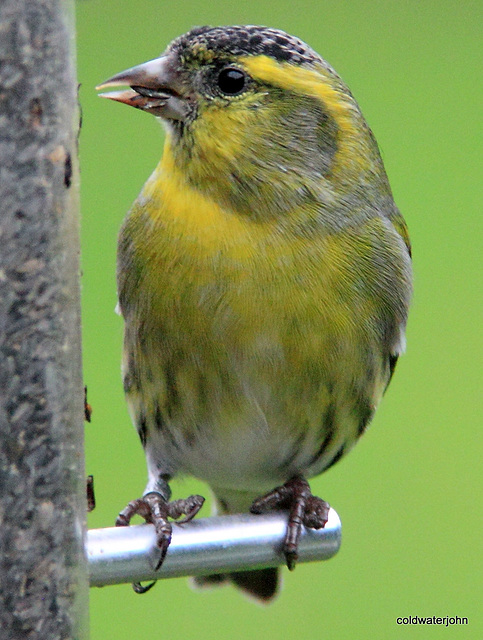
[{"left": 97, "top": 25, "right": 412, "bottom": 601}]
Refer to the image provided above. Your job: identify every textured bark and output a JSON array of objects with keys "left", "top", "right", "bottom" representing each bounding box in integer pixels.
[{"left": 0, "top": 1, "right": 88, "bottom": 638}]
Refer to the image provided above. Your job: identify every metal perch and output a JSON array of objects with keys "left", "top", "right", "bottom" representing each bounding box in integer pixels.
[{"left": 88, "top": 508, "right": 341, "bottom": 587}]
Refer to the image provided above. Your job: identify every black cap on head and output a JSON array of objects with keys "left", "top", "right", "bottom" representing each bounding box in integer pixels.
[{"left": 169, "top": 25, "right": 322, "bottom": 66}]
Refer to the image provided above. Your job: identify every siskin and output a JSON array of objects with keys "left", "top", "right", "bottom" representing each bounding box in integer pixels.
[{"left": 97, "top": 25, "right": 412, "bottom": 601}]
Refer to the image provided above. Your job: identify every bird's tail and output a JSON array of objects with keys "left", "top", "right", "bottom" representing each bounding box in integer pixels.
[{"left": 192, "top": 487, "right": 280, "bottom": 603}]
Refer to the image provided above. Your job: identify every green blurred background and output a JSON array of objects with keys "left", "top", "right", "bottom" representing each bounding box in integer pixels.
[{"left": 77, "top": 1, "right": 481, "bottom": 638}]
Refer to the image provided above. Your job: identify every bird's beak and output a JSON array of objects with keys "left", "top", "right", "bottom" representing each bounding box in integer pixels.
[{"left": 96, "top": 55, "right": 189, "bottom": 120}]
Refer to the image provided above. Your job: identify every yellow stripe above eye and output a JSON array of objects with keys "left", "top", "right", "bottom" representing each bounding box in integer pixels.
[
  {"left": 241, "top": 55, "right": 357, "bottom": 133},
  {"left": 240, "top": 55, "right": 366, "bottom": 176}
]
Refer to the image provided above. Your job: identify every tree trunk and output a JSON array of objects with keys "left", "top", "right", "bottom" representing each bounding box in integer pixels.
[{"left": 0, "top": 1, "right": 88, "bottom": 638}]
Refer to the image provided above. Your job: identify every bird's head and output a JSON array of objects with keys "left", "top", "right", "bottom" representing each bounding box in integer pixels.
[{"left": 98, "top": 26, "right": 391, "bottom": 219}]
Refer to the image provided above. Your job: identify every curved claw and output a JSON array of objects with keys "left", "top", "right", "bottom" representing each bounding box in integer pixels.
[
  {"left": 173, "top": 495, "right": 205, "bottom": 524},
  {"left": 304, "top": 495, "right": 330, "bottom": 529},
  {"left": 250, "top": 476, "right": 329, "bottom": 570},
  {"left": 132, "top": 580, "right": 157, "bottom": 594},
  {"left": 115, "top": 491, "right": 206, "bottom": 588}
]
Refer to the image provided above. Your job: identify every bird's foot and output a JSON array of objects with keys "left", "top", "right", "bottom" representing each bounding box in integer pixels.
[
  {"left": 250, "top": 476, "right": 329, "bottom": 570},
  {"left": 116, "top": 491, "right": 205, "bottom": 593}
]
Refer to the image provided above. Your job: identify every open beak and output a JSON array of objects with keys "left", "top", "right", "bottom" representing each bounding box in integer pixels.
[{"left": 96, "top": 55, "right": 189, "bottom": 120}]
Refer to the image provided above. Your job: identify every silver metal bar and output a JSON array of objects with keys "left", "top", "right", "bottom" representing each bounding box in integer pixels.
[{"left": 88, "top": 508, "right": 341, "bottom": 587}]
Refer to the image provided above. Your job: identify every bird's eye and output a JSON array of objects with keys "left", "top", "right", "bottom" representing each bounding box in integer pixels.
[{"left": 216, "top": 67, "right": 248, "bottom": 96}]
